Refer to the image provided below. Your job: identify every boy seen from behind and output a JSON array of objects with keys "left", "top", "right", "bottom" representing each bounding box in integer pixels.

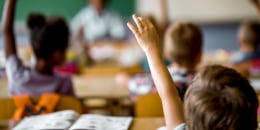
[{"left": 121, "top": 22, "right": 203, "bottom": 101}]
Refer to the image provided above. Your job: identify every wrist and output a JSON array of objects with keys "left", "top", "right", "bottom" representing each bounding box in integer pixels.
[
  {"left": 145, "top": 47, "right": 163, "bottom": 61},
  {"left": 143, "top": 42, "right": 160, "bottom": 54}
]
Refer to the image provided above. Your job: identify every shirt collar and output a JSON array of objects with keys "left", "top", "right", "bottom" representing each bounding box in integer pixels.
[{"left": 88, "top": 5, "right": 107, "bottom": 16}]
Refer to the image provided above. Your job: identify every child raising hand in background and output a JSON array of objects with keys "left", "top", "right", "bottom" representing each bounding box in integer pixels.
[{"left": 2, "top": 0, "right": 75, "bottom": 96}]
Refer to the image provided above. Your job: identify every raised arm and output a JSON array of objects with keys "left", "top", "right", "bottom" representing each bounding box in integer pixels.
[
  {"left": 127, "top": 15, "right": 184, "bottom": 130},
  {"left": 250, "top": 0, "right": 260, "bottom": 20},
  {"left": 2, "top": 0, "right": 17, "bottom": 58},
  {"left": 158, "top": 0, "right": 168, "bottom": 31}
]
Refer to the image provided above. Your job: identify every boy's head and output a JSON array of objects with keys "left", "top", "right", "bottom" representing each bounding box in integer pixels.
[
  {"left": 238, "top": 20, "right": 260, "bottom": 52},
  {"left": 88, "top": 0, "right": 109, "bottom": 12},
  {"left": 164, "top": 22, "right": 203, "bottom": 69},
  {"left": 27, "top": 13, "right": 69, "bottom": 66},
  {"left": 185, "top": 65, "right": 258, "bottom": 130}
]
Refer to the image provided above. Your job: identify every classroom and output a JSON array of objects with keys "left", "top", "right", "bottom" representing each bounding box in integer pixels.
[{"left": 0, "top": 0, "right": 260, "bottom": 130}]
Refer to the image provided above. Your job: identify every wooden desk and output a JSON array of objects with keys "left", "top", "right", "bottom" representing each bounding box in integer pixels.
[
  {"left": 0, "top": 75, "right": 130, "bottom": 99},
  {"left": 0, "top": 118, "right": 165, "bottom": 130},
  {"left": 73, "top": 75, "right": 130, "bottom": 99},
  {"left": 73, "top": 75, "right": 132, "bottom": 115},
  {"left": 0, "top": 75, "right": 132, "bottom": 115},
  {"left": 0, "top": 79, "right": 8, "bottom": 98}
]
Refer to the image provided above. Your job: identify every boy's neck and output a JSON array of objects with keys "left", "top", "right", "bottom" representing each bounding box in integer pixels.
[
  {"left": 169, "top": 63, "right": 196, "bottom": 72},
  {"left": 240, "top": 43, "right": 256, "bottom": 53},
  {"left": 241, "top": 47, "right": 255, "bottom": 53},
  {"left": 35, "top": 59, "right": 54, "bottom": 75},
  {"left": 90, "top": 5, "right": 104, "bottom": 16}
]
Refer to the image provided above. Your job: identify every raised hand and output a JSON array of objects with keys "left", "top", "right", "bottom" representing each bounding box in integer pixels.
[
  {"left": 127, "top": 14, "right": 160, "bottom": 54},
  {"left": 2, "top": 0, "right": 17, "bottom": 58},
  {"left": 127, "top": 14, "right": 185, "bottom": 130}
]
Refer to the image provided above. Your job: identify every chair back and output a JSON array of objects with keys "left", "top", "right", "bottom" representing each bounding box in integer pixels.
[
  {"left": 0, "top": 96, "right": 83, "bottom": 120},
  {"left": 135, "top": 93, "right": 164, "bottom": 117}
]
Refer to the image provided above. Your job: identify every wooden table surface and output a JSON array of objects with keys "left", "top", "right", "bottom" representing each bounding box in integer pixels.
[
  {"left": 73, "top": 75, "right": 130, "bottom": 99},
  {"left": 0, "top": 118, "right": 165, "bottom": 130},
  {"left": 0, "top": 74, "right": 130, "bottom": 99}
]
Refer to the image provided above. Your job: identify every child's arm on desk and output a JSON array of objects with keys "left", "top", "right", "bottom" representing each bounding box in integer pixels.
[
  {"left": 127, "top": 15, "right": 185, "bottom": 130},
  {"left": 2, "top": 0, "right": 17, "bottom": 58}
]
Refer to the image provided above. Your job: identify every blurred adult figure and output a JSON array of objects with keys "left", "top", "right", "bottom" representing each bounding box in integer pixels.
[{"left": 71, "top": 0, "right": 127, "bottom": 44}]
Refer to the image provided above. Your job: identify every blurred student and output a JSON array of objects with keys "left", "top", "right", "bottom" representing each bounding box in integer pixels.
[
  {"left": 230, "top": 0, "right": 260, "bottom": 77},
  {"left": 231, "top": 20, "right": 260, "bottom": 77},
  {"left": 2, "top": 0, "right": 75, "bottom": 96},
  {"left": 118, "top": 22, "right": 203, "bottom": 101},
  {"left": 71, "top": 0, "right": 127, "bottom": 44},
  {"left": 128, "top": 14, "right": 258, "bottom": 130}
]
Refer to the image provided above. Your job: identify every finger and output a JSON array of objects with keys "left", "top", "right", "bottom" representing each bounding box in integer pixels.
[
  {"left": 138, "top": 17, "right": 148, "bottom": 28},
  {"left": 133, "top": 14, "right": 144, "bottom": 30},
  {"left": 144, "top": 18, "right": 154, "bottom": 28},
  {"left": 127, "top": 22, "right": 139, "bottom": 36}
]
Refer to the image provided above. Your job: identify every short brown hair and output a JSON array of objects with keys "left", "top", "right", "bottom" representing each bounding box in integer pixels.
[
  {"left": 164, "top": 22, "right": 203, "bottom": 68},
  {"left": 239, "top": 20, "right": 260, "bottom": 50},
  {"left": 185, "top": 65, "right": 258, "bottom": 130}
]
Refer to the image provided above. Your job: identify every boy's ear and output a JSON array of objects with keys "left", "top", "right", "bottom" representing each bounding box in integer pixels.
[
  {"left": 239, "top": 38, "right": 248, "bottom": 48},
  {"left": 196, "top": 52, "right": 202, "bottom": 63},
  {"left": 195, "top": 52, "right": 202, "bottom": 71},
  {"left": 238, "top": 29, "right": 246, "bottom": 47}
]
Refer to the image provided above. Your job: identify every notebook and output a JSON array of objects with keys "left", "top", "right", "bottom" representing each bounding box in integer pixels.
[{"left": 13, "top": 110, "right": 133, "bottom": 130}]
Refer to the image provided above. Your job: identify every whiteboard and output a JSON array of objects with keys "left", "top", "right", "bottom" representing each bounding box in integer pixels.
[{"left": 137, "top": 0, "right": 258, "bottom": 23}]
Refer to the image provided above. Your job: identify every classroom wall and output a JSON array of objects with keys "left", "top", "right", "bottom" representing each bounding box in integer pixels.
[
  {"left": 137, "top": 0, "right": 257, "bottom": 51},
  {"left": 137, "top": 0, "right": 257, "bottom": 23},
  {"left": 0, "top": 0, "right": 85, "bottom": 21},
  {"left": 0, "top": 0, "right": 253, "bottom": 52},
  {"left": 200, "top": 23, "right": 239, "bottom": 52}
]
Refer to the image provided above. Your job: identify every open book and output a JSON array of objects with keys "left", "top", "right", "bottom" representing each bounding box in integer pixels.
[{"left": 13, "top": 110, "right": 133, "bottom": 130}]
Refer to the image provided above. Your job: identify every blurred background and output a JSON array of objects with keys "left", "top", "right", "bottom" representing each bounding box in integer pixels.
[
  {"left": 0, "top": 0, "right": 257, "bottom": 51},
  {"left": 0, "top": 0, "right": 259, "bottom": 118}
]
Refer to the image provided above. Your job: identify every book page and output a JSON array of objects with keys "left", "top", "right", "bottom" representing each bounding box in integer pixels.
[
  {"left": 13, "top": 110, "right": 80, "bottom": 130},
  {"left": 69, "top": 114, "right": 133, "bottom": 130}
]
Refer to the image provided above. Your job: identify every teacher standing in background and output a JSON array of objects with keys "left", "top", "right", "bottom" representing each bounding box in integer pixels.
[{"left": 71, "top": 0, "right": 127, "bottom": 44}]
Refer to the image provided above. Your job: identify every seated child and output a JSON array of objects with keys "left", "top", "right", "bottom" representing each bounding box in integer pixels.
[
  {"left": 120, "top": 22, "right": 203, "bottom": 101},
  {"left": 2, "top": 0, "right": 75, "bottom": 96},
  {"left": 128, "top": 14, "right": 258, "bottom": 130},
  {"left": 231, "top": 20, "right": 260, "bottom": 77}
]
